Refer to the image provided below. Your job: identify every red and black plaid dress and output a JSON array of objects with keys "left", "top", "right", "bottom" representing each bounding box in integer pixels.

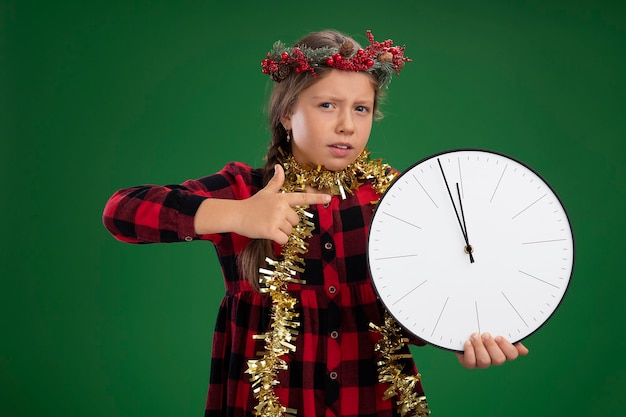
[{"left": 103, "top": 161, "right": 426, "bottom": 417}]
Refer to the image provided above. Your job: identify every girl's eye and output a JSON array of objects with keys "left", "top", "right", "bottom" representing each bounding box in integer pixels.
[
  {"left": 320, "top": 103, "right": 333, "bottom": 109},
  {"left": 355, "top": 105, "right": 369, "bottom": 113}
]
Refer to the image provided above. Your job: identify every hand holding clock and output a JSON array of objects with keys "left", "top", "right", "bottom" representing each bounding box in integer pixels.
[{"left": 455, "top": 333, "right": 529, "bottom": 369}]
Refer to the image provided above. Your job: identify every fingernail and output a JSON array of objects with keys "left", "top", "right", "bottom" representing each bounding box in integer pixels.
[
  {"left": 471, "top": 333, "right": 479, "bottom": 341},
  {"left": 324, "top": 195, "right": 331, "bottom": 203},
  {"left": 482, "top": 333, "right": 491, "bottom": 341}
]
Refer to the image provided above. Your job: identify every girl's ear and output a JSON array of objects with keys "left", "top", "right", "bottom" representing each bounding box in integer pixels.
[{"left": 279, "top": 114, "right": 291, "bottom": 131}]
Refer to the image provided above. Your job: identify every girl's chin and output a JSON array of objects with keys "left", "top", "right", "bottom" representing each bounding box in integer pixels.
[
  {"left": 323, "top": 161, "right": 352, "bottom": 171},
  {"left": 328, "top": 153, "right": 366, "bottom": 170},
  {"left": 308, "top": 156, "right": 354, "bottom": 171},
  {"left": 292, "top": 150, "right": 362, "bottom": 171}
]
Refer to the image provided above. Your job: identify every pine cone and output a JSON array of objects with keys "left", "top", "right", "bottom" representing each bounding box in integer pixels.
[
  {"left": 276, "top": 64, "right": 291, "bottom": 81},
  {"left": 377, "top": 52, "right": 393, "bottom": 63},
  {"left": 339, "top": 41, "right": 354, "bottom": 57}
]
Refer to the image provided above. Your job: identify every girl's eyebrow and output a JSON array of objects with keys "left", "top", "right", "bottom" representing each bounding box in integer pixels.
[
  {"left": 310, "top": 95, "right": 374, "bottom": 104},
  {"left": 310, "top": 95, "right": 341, "bottom": 101}
]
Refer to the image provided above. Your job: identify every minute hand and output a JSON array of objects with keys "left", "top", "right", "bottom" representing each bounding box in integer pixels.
[{"left": 436, "top": 158, "right": 475, "bottom": 263}]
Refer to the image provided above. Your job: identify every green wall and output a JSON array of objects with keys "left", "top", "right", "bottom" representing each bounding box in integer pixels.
[{"left": 3, "top": 0, "right": 624, "bottom": 416}]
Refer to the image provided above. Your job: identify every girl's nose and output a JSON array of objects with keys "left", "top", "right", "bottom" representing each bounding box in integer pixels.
[{"left": 337, "top": 110, "right": 355, "bottom": 134}]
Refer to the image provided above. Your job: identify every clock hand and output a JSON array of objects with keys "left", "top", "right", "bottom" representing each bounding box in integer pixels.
[
  {"left": 456, "top": 182, "right": 475, "bottom": 263},
  {"left": 437, "top": 158, "right": 475, "bottom": 263}
]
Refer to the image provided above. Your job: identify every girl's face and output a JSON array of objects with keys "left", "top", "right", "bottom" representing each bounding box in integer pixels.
[{"left": 281, "top": 69, "right": 376, "bottom": 171}]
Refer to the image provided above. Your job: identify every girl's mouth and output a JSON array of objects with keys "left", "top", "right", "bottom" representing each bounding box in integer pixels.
[{"left": 328, "top": 144, "right": 353, "bottom": 157}]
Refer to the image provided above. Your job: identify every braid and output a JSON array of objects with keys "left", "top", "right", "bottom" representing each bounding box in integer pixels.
[
  {"left": 238, "top": 123, "right": 291, "bottom": 290},
  {"left": 263, "top": 125, "right": 289, "bottom": 183}
]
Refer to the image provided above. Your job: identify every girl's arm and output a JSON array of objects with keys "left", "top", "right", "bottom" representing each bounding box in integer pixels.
[
  {"left": 103, "top": 163, "right": 330, "bottom": 245},
  {"left": 103, "top": 180, "right": 217, "bottom": 244},
  {"left": 102, "top": 161, "right": 258, "bottom": 244}
]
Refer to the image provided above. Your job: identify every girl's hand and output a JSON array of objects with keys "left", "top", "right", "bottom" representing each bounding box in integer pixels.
[
  {"left": 195, "top": 165, "right": 331, "bottom": 242},
  {"left": 236, "top": 164, "right": 331, "bottom": 244},
  {"left": 455, "top": 333, "right": 529, "bottom": 369}
]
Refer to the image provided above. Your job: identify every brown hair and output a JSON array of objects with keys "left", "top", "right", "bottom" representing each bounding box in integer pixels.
[{"left": 238, "top": 30, "right": 385, "bottom": 290}]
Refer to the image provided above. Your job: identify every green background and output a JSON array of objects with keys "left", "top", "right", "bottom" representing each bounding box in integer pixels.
[{"left": 3, "top": 0, "right": 625, "bottom": 416}]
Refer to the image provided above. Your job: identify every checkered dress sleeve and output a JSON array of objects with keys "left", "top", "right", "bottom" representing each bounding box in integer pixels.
[{"left": 102, "top": 161, "right": 263, "bottom": 244}]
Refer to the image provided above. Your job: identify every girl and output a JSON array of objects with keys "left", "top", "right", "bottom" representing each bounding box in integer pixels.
[{"left": 103, "top": 29, "right": 528, "bottom": 417}]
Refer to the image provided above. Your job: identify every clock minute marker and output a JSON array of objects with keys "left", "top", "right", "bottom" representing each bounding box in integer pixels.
[
  {"left": 522, "top": 238, "right": 568, "bottom": 245},
  {"left": 392, "top": 279, "right": 428, "bottom": 306},
  {"left": 374, "top": 254, "right": 418, "bottom": 261},
  {"left": 412, "top": 174, "right": 438, "bottom": 208},
  {"left": 518, "top": 270, "right": 560, "bottom": 289},
  {"left": 489, "top": 164, "right": 508, "bottom": 203},
  {"left": 512, "top": 194, "right": 547, "bottom": 220},
  {"left": 382, "top": 212, "right": 421, "bottom": 229},
  {"left": 431, "top": 297, "right": 450, "bottom": 337},
  {"left": 501, "top": 292, "right": 529, "bottom": 328}
]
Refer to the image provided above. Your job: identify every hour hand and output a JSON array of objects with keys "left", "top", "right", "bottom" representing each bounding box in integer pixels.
[{"left": 456, "top": 182, "right": 474, "bottom": 263}]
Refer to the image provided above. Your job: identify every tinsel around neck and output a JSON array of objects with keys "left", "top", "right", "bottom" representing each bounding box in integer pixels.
[{"left": 278, "top": 148, "right": 397, "bottom": 199}]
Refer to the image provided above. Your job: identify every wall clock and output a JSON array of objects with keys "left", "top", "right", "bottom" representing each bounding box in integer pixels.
[{"left": 368, "top": 149, "right": 574, "bottom": 351}]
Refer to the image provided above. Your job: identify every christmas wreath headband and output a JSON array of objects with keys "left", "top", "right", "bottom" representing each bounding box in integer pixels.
[{"left": 261, "top": 30, "right": 411, "bottom": 88}]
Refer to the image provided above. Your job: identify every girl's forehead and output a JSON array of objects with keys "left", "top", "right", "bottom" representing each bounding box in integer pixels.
[{"left": 302, "top": 70, "right": 376, "bottom": 96}]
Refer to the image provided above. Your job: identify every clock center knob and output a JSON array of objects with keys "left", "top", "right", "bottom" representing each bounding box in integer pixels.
[{"left": 464, "top": 245, "right": 474, "bottom": 255}]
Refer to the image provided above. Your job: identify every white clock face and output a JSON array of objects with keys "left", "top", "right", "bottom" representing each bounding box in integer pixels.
[{"left": 368, "top": 149, "right": 574, "bottom": 351}]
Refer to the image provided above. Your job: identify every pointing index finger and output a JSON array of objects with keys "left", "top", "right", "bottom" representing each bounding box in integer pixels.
[{"left": 284, "top": 192, "right": 332, "bottom": 207}]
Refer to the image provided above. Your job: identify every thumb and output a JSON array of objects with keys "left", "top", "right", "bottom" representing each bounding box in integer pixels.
[{"left": 264, "top": 164, "right": 285, "bottom": 193}]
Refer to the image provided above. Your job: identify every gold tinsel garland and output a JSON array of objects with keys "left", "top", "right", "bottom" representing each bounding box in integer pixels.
[
  {"left": 279, "top": 148, "right": 397, "bottom": 198},
  {"left": 246, "top": 149, "right": 430, "bottom": 417},
  {"left": 370, "top": 315, "right": 431, "bottom": 417}
]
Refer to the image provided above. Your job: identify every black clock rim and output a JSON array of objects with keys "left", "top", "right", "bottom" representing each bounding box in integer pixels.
[{"left": 366, "top": 148, "right": 576, "bottom": 352}]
